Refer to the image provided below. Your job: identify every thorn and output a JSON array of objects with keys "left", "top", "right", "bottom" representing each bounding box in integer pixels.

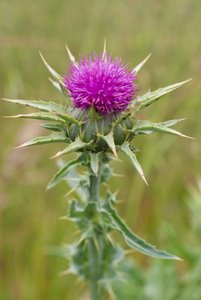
[
  {"left": 102, "top": 38, "right": 107, "bottom": 61},
  {"left": 39, "top": 51, "right": 64, "bottom": 85},
  {"left": 142, "top": 174, "right": 148, "bottom": 186},
  {"left": 2, "top": 98, "right": 12, "bottom": 102},
  {"left": 65, "top": 44, "right": 78, "bottom": 67},
  {"left": 181, "top": 78, "right": 192, "bottom": 84},
  {"left": 112, "top": 148, "right": 117, "bottom": 158},
  {"left": 180, "top": 133, "right": 195, "bottom": 140},
  {"left": 65, "top": 186, "right": 77, "bottom": 197},
  {"left": 177, "top": 118, "right": 186, "bottom": 122},
  {"left": 39, "top": 51, "right": 47, "bottom": 66},
  {"left": 14, "top": 144, "right": 25, "bottom": 149},
  {"left": 111, "top": 172, "right": 124, "bottom": 178},
  {"left": 112, "top": 156, "right": 123, "bottom": 162},
  {"left": 50, "top": 151, "right": 62, "bottom": 159},
  {"left": 2, "top": 115, "right": 17, "bottom": 118},
  {"left": 133, "top": 53, "right": 152, "bottom": 73}
]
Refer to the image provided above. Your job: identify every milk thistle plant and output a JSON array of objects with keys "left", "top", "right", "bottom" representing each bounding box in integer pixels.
[{"left": 4, "top": 43, "right": 191, "bottom": 299}]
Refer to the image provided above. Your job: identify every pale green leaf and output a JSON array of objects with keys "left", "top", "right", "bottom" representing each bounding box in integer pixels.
[
  {"left": 15, "top": 133, "right": 68, "bottom": 148},
  {"left": 47, "top": 154, "right": 87, "bottom": 189},
  {"left": 136, "top": 79, "right": 191, "bottom": 111},
  {"left": 101, "top": 132, "right": 117, "bottom": 157},
  {"left": 120, "top": 142, "right": 147, "bottom": 185},
  {"left": 132, "top": 120, "right": 192, "bottom": 139},
  {"left": 51, "top": 137, "right": 88, "bottom": 159},
  {"left": 5, "top": 112, "right": 65, "bottom": 122},
  {"left": 160, "top": 118, "right": 185, "bottom": 127},
  {"left": 133, "top": 53, "right": 152, "bottom": 74},
  {"left": 55, "top": 112, "right": 79, "bottom": 124},
  {"left": 41, "top": 123, "right": 64, "bottom": 132},
  {"left": 2, "top": 98, "right": 64, "bottom": 112},
  {"left": 102, "top": 200, "right": 181, "bottom": 260}
]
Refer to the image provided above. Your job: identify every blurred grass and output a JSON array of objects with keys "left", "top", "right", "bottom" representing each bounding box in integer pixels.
[{"left": 0, "top": 0, "right": 201, "bottom": 299}]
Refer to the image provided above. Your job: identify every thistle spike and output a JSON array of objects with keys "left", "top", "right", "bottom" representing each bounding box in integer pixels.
[
  {"left": 65, "top": 44, "right": 78, "bottom": 68},
  {"left": 133, "top": 53, "right": 152, "bottom": 74},
  {"left": 102, "top": 38, "right": 107, "bottom": 61},
  {"left": 39, "top": 52, "right": 64, "bottom": 84}
]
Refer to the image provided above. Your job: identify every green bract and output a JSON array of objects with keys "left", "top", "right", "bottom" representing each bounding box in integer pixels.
[{"left": 4, "top": 46, "right": 191, "bottom": 300}]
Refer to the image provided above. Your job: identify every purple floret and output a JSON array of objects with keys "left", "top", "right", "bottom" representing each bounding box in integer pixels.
[{"left": 64, "top": 54, "right": 137, "bottom": 116}]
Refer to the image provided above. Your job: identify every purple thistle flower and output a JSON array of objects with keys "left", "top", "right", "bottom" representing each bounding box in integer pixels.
[{"left": 64, "top": 54, "right": 137, "bottom": 116}]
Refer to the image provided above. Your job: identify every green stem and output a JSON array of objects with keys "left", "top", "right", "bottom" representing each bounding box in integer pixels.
[
  {"left": 88, "top": 165, "right": 103, "bottom": 300},
  {"left": 89, "top": 172, "right": 99, "bottom": 202}
]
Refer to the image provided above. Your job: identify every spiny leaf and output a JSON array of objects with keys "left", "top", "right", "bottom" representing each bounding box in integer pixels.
[
  {"left": 102, "top": 200, "right": 181, "bottom": 260},
  {"left": 51, "top": 137, "right": 88, "bottom": 159},
  {"left": 15, "top": 133, "right": 68, "bottom": 149},
  {"left": 2, "top": 98, "right": 64, "bottom": 113},
  {"left": 41, "top": 123, "right": 64, "bottom": 132},
  {"left": 135, "top": 79, "right": 191, "bottom": 112},
  {"left": 133, "top": 53, "right": 152, "bottom": 74},
  {"left": 55, "top": 112, "right": 79, "bottom": 124},
  {"left": 132, "top": 120, "right": 193, "bottom": 139},
  {"left": 120, "top": 142, "right": 147, "bottom": 185},
  {"left": 160, "top": 118, "right": 186, "bottom": 127},
  {"left": 39, "top": 52, "right": 64, "bottom": 84},
  {"left": 101, "top": 132, "right": 117, "bottom": 157},
  {"left": 90, "top": 153, "right": 100, "bottom": 176},
  {"left": 47, "top": 154, "right": 87, "bottom": 190},
  {"left": 5, "top": 112, "right": 65, "bottom": 122}
]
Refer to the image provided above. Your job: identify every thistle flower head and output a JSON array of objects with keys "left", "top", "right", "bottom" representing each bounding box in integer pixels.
[
  {"left": 4, "top": 48, "right": 190, "bottom": 184},
  {"left": 64, "top": 54, "right": 137, "bottom": 115}
]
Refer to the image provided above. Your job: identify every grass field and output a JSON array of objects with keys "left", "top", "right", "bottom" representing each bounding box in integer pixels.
[{"left": 1, "top": 0, "right": 201, "bottom": 299}]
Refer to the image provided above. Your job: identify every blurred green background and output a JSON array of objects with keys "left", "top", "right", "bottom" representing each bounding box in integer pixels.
[{"left": 0, "top": 0, "right": 201, "bottom": 299}]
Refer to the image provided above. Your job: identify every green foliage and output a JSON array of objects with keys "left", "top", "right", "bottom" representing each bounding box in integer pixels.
[
  {"left": 120, "top": 142, "right": 148, "bottom": 185},
  {"left": 47, "top": 153, "right": 87, "bottom": 190},
  {"left": 52, "top": 138, "right": 88, "bottom": 158},
  {"left": 2, "top": 98, "right": 65, "bottom": 112},
  {"left": 6, "top": 112, "right": 66, "bottom": 122},
  {"left": 135, "top": 79, "right": 191, "bottom": 112},
  {"left": 3, "top": 39, "right": 191, "bottom": 300},
  {"left": 132, "top": 119, "right": 191, "bottom": 139},
  {"left": 16, "top": 133, "right": 68, "bottom": 148},
  {"left": 1, "top": 1, "right": 200, "bottom": 299},
  {"left": 101, "top": 195, "right": 179, "bottom": 260}
]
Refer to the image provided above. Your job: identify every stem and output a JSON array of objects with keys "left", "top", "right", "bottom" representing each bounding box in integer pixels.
[
  {"left": 88, "top": 165, "right": 103, "bottom": 300},
  {"left": 88, "top": 238, "right": 102, "bottom": 300},
  {"left": 89, "top": 172, "right": 99, "bottom": 202}
]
